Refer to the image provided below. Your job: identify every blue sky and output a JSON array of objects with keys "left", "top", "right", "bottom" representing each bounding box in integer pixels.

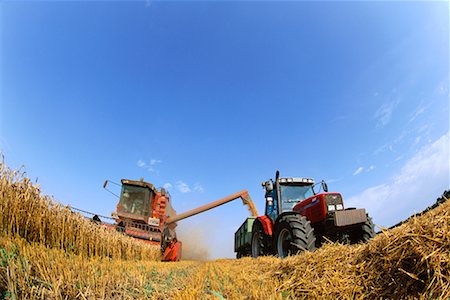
[{"left": 1, "top": 1, "right": 449, "bottom": 259}]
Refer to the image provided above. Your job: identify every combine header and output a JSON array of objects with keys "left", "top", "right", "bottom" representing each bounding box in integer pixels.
[{"left": 95, "top": 179, "right": 256, "bottom": 261}]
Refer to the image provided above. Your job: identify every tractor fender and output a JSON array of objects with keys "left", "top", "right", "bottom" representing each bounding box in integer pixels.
[{"left": 255, "top": 216, "right": 274, "bottom": 236}]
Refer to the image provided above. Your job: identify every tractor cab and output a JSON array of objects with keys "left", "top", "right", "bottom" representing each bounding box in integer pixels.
[
  {"left": 262, "top": 171, "right": 328, "bottom": 221},
  {"left": 116, "top": 179, "right": 158, "bottom": 223}
]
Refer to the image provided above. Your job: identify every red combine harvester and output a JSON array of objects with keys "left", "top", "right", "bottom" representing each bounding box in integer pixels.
[
  {"left": 234, "top": 171, "right": 375, "bottom": 258},
  {"left": 96, "top": 179, "right": 255, "bottom": 261}
]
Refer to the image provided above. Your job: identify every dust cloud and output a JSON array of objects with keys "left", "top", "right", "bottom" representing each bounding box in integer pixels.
[{"left": 176, "top": 223, "right": 211, "bottom": 261}]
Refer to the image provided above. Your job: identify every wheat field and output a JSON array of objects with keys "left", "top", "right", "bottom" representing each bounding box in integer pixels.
[{"left": 1, "top": 161, "right": 449, "bottom": 299}]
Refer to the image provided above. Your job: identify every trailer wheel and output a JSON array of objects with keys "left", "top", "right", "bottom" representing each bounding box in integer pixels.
[
  {"left": 274, "top": 214, "right": 316, "bottom": 258},
  {"left": 351, "top": 215, "right": 376, "bottom": 243},
  {"left": 251, "top": 220, "right": 270, "bottom": 258}
]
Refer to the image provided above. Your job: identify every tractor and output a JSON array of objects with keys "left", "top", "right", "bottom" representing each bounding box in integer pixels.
[{"left": 234, "top": 171, "right": 375, "bottom": 258}]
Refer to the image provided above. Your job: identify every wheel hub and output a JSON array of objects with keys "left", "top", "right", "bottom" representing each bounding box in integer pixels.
[{"left": 277, "top": 228, "right": 292, "bottom": 258}]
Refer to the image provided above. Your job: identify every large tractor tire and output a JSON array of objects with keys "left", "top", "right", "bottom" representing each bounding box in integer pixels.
[
  {"left": 251, "top": 220, "right": 271, "bottom": 258},
  {"left": 351, "top": 215, "right": 376, "bottom": 244},
  {"left": 274, "top": 214, "right": 316, "bottom": 258}
]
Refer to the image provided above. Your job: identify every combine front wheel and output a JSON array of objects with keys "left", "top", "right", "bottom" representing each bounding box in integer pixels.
[{"left": 274, "top": 214, "right": 316, "bottom": 258}]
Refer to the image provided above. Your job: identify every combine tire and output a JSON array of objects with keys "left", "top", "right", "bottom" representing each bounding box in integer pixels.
[
  {"left": 251, "top": 220, "right": 270, "bottom": 258},
  {"left": 351, "top": 216, "right": 376, "bottom": 244},
  {"left": 116, "top": 221, "right": 125, "bottom": 233},
  {"left": 274, "top": 214, "right": 316, "bottom": 258}
]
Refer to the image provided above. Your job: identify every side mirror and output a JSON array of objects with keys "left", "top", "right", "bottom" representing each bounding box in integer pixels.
[
  {"left": 102, "top": 180, "right": 120, "bottom": 199},
  {"left": 265, "top": 180, "right": 274, "bottom": 192},
  {"left": 322, "top": 180, "right": 328, "bottom": 193}
]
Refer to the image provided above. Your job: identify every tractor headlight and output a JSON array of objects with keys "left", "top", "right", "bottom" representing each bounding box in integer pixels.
[
  {"left": 336, "top": 204, "right": 343, "bottom": 210},
  {"left": 327, "top": 205, "right": 336, "bottom": 211}
]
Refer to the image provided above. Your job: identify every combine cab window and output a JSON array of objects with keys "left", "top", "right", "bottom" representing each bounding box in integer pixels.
[
  {"left": 280, "top": 185, "right": 314, "bottom": 212},
  {"left": 119, "top": 185, "right": 152, "bottom": 216}
]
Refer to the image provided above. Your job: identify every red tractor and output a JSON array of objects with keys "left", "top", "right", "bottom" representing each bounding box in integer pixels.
[{"left": 234, "top": 171, "right": 375, "bottom": 258}]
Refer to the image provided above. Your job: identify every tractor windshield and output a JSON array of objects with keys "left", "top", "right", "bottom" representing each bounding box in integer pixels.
[
  {"left": 118, "top": 185, "right": 152, "bottom": 216},
  {"left": 280, "top": 184, "right": 314, "bottom": 212}
]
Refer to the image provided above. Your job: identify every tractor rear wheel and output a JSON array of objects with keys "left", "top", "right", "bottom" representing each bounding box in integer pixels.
[
  {"left": 251, "top": 220, "right": 270, "bottom": 258},
  {"left": 274, "top": 214, "right": 316, "bottom": 258},
  {"left": 351, "top": 215, "right": 376, "bottom": 244}
]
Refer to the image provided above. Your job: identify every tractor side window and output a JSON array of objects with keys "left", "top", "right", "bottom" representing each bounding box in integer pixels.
[{"left": 304, "top": 187, "right": 314, "bottom": 199}]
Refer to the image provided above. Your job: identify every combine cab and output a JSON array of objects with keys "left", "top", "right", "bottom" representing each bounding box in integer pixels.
[
  {"left": 234, "top": 171, "right": 375, "bottom": 258},
  {"left": 110, "top": 179, "right": 175, "bottom": 244},
  {"left": 100, "top": 179, "right": 256, "bottom": 261}
]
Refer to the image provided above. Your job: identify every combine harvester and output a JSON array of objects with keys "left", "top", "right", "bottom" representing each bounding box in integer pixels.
[
  {"left": 75, "top": 178, "right": 257, "bottom": 261},
  {"left": 235, "top": 171, "right": 376, "bottom": 258}
]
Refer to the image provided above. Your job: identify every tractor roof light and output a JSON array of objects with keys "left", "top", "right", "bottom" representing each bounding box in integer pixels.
[{"left": 279, "top": 177, "right": 315, "bottom": 184}]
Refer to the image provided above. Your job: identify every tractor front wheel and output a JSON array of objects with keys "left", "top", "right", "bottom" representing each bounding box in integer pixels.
[
  {"left": 274, "top": 214, "right": 316, "bottom": 258},
  {"left": 351, "top": 215, "right": 376, "bottom": 244}
]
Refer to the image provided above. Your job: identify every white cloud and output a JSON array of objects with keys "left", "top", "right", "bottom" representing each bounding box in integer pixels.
[
  {"left": 373, "top": 143, "right": 389, "bottom": 155},
  {"left": 172, "top": 181, "right": 205, "bottom": 193},
  {"left": 366, "top": 165, "right": 375, "bottom": 172},
  {"left": 353, "top": 167, "right": 364, "bottom": 176},
  {"left": 136, "top": 159, "right": 162, "bottom": 173},
  {"left": 163, "top": 183, "right": 172, "bottom": 190},
  {"left": 346, "top": 131, "right": 450, "bottom": 228},
  {"left": 394, "top": 155, "right": 404, "bottom": 162},
  {"left": 150, "top": 159, "right": 162, "bottom": 166},
  {"left": 176, "top": 181, "right": 191, "bottom": 193},
  {"left": 193, "top": 183, "right": 205, "bottom": 193},
  {"left": 374, "top": 99, "right": 400, "bottom": 128},
  {"left": 435, "top": 80, "right": 448, "bottom": 96},
  {"left": 409, "top": 103, "right": 427, "bottom": 123}
]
